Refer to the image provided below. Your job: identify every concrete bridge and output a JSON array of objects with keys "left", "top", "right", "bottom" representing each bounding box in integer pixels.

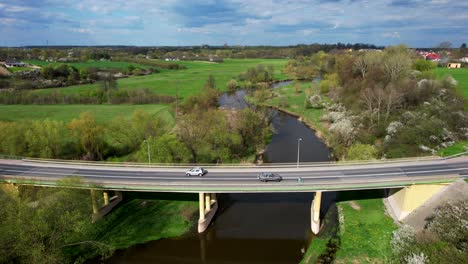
[{"left": 1, "top": 156, "right": 466, "bottom": 234}]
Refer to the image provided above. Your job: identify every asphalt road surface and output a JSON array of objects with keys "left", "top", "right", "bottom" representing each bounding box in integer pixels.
[{"left": 0, "top": 157, "right": 467, "bottom": 193}]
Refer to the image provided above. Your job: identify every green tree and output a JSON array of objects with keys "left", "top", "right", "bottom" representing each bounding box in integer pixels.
[
  {"left": 413, "top": 59, "right": 437, "bottom": 72},
  {"left": 24, "top": 119, "right": 67, "bottom": 158},
  {"left": 68, "top": 112, "right": 105, "bottom": 160},
  {"left": 108, "top": 110, "right": 168, "bottom": 154},
  {"left": 0, "top": 179, "right": 111, "bottom": 263},
  {"left": 346, "top": 143, "right": 378, "bottom": 160}
]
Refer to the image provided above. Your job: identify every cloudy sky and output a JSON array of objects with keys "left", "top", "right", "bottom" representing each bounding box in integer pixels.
[{"left": 1, "top": 0, "right": 467, "bottom": 47}]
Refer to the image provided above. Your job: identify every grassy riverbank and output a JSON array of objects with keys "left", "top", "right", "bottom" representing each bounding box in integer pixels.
[
  {"left": 247, "top": 81, "right": 330, "bottom": 140},
  {"left": 74, "top": 192, "right": 198, "bottom": 261},
  {"left": 334, "top": 190, "right": 396, "bottom": 263},
  {"left": 300, "top": 190, "right": 396, "bottom": 263}
]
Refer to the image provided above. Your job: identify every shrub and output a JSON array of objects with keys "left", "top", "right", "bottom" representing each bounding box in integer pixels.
[{"left": 345, "top": 143, "right": 377, "bottom": 160}]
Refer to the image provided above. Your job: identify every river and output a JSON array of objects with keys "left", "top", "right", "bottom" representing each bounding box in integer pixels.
[{"left": 100, "top": 81, "right": 335, "bottom": 264}]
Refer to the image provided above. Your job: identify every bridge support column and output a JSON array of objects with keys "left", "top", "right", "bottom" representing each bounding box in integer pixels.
[
  {"left": 387, "top": 184, "right": 448, "bottom": 221},
  {"left": 311, "top": 191, "right": 322, "bottom": 234},
  {"left": 92, "top": 190, "right": 123, "bottom": 221},
  {"left": 90, "top": 189, "right": 99, "bottom": 215},
  {"left": 198, "top": 192, "right": 218, "bottom": 233},
  {"left": 103, "top": 191, "right": 109, "bottom": 206}
]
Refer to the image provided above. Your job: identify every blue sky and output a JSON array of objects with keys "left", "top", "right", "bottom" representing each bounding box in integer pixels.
[{"left": 1, "top": 0, "right": 467, "bottom": 47}]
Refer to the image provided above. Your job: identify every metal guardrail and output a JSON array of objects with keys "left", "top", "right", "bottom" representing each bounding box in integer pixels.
[
  {"left": 0, "top": 154, "right": 23, "bottom": 160},
  {"left": 17, "top": 155, "right": 446, "bottom": 169},
  {"left": 443, "top": 151, "right": 468, "bottom": 159}
]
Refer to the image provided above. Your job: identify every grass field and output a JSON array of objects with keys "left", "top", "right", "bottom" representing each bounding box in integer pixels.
[
  {"left": 335, "top": 190, "right": 396, "bottom": 263},
  {"left": 25, "top": 59, "right": 150, "bottom": 70},
  {"left": 435, "top": 67, "right": 468, "bottom": 98},
  {"left": 0, "top": 104, "right": 174, "bottom": 124},
  {"left": 34, "top": 59, "right": 289, "bottom": 100}
]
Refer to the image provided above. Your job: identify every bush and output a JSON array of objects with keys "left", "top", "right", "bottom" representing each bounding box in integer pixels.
[
  {"left": 413, "top": 59, "right": 437, "bottom": 72},
  {"left": 278, "top": 96, "right": 289, "bottom": 108},
  {"left": 345, "top": 143, "right": 377, "bottom": 160}
]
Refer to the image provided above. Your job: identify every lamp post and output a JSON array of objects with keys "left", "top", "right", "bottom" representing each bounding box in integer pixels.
[
  {"left": 144, "top": 139, "right": 151, "bottom": 164},
  {"left": 297, "top": 138, "right": 302, "bottom": 168}
]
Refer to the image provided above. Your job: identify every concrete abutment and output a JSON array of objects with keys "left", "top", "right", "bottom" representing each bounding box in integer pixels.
[{"left": 386, "top": 183, "right": 449, "bottom": 221}]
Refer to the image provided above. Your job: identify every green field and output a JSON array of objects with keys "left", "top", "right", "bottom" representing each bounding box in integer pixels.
[
  {"left": 35, "top": 59, "right": 288, "bottom": 99},
  {"left": 435, "top": 67, "right": 468, "bottom": 98},
  {"left": 25, "top": 59, "right": 150, "bottom": 70},
  {"left": 335, "top": 190, "right": 396, "bottom": 263},
  {"left": 0, "top": 104, "right": 173, "bottom": 124}
]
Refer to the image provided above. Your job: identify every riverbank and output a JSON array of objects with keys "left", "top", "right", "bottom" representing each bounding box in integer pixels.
[
  {"left": 300, "top": 190, "right": 397, "bottom": 263},
  {"left": 82, "top": 192, "right": 198, "bottom": 262},
  {"left": 246, "top": 81, "right": 332, "bottom": 148}
]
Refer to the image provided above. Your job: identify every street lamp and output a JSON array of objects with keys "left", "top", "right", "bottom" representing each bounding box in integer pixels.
[
  {"left": 297, "top": 137, "right": 303, "bottom": 168},
  {"left": 144, "top": 139, "right": 151, "bottom": 164}
]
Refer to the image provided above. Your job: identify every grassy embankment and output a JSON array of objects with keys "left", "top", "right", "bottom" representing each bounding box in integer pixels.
[
  {"left": 301, "top": 191, "right": 397, "bottom": 263},
  {"left": 93, "top": 193, "right": 198, "bottom": 249},
  {"left": 434, "top": 67, "right": 468, "bottom": 156}
]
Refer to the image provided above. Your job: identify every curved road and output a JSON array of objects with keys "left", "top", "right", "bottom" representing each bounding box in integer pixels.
[{"left": 0, "top": 157, "right": 467, "bottom": 193}]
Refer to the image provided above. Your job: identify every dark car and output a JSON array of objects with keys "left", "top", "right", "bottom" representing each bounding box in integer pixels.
[{"left": 257, "top": 172, "right": 282, "bottom": 182}]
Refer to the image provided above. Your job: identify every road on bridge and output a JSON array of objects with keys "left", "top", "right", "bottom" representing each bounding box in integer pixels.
[{"left": 0, "top": 157, "right": 467, "bottom": 192}]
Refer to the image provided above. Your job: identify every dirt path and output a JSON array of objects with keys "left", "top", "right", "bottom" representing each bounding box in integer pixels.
[{"left": 0, "top": 65, "right": 10, "bottom": 76}]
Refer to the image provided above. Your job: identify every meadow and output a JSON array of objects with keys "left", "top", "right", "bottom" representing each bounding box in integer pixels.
[
  {"left": 0, "top": 104, "right": 173, "bottom": 124},
  {"left": 2, "top": 59, "right": 287, "bottom": 123},
  {"left": 34, "top": 59, "right": 289, "bottom": 99},
  {"left": 435, "top": 67, "right": 468, "bottom": 98}
]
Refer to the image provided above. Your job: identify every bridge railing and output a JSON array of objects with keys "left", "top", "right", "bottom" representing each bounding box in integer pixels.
[
  {"left": 0, "top": 154, "right": 24, "bottom": 160},
  {"left": 15, "top": 155, "right": 450, "bottom": 169}
]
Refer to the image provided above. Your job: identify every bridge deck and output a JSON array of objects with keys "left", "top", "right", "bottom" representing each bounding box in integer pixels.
[{"left": 0, "top": 157, "right": 466, "bottom": 193}]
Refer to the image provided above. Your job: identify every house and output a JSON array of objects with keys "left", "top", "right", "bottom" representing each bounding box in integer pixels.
[
  {"left": 425, "top": 53, "right": 441, "bottom": 61},
  {"left": 447, "top": 63, "right": 462, "bottom": 69},
  {"left": 4, "top": 60, "right": 26, "bottom": 67}
]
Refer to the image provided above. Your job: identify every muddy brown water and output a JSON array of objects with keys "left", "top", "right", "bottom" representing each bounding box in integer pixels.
[{"left": 99, "top": 82, "right": 336, "bottom": 264}]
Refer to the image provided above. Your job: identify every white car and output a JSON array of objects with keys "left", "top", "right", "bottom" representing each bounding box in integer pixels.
[{"left": 185, "top": 167, "right": 208, "bottom": 177}]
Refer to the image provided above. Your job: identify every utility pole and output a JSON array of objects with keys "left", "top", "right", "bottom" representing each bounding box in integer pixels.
[
  {"left": 297, "top": 138, "right": 303, "bottom": 168},
  {"left": 144, "top": 139, "right": 151, "bottom": 164},
  {"left": 175, "top": 81, "right": 179, "bottom": 121}
]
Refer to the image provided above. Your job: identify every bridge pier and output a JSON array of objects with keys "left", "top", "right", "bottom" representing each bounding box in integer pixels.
[
  {"left": 311, "top": 191, "right": 322, "bottom": 234},
  {"left": 91, "top": 190, "right": 123, "bottom": 221},
  {"left": 387, "top": 184, "right": 448, "bottom": 220},
  {"left": 198, "top": 192, "right": 218, "bottom": 233}
]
